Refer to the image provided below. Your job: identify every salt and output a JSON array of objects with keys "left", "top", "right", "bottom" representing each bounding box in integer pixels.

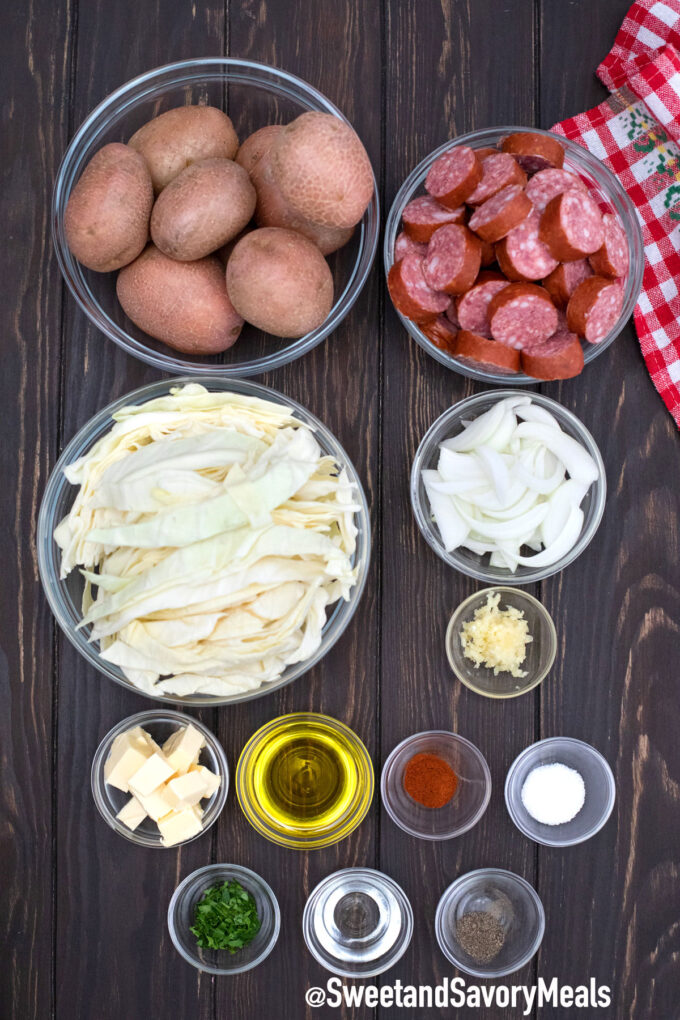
[{"left": 520, "top": 762, "right": 585, "bottom": 825}]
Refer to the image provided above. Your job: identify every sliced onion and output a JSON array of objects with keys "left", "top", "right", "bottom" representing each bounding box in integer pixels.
[
  {"left": 443, "top": 402, "right": 507, "bottom": 452},
  {"left": 514, "top": 423, "right": 598, "bottom": 485}
]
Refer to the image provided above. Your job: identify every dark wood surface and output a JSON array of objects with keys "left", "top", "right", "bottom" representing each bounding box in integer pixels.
[{"left": 2, "top": 1, "right": 679, "bottom": 1017}]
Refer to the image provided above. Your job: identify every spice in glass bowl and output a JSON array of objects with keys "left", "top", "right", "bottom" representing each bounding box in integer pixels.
[
  {"left": 403, "top": 752, "right": 458, "bottom": 808},
  {"left": 456, "top": 910, "right": 506, "bottom": 964}
]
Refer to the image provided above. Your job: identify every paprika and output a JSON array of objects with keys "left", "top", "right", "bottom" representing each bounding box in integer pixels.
[{"left": 403, "top": 752, "right": 458, "bottom": 808}]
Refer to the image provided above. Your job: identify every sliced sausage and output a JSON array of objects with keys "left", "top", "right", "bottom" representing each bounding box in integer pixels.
[
  {"left": 543, "top": 259, "right": 592, "bottom": 307},
  {"left": 501, "top": 132, "right": 565, "bottom": 172},
  {"left": 395, "top": 231, "right": 427, "bottom": 260},
  {"left": 387, "top": 254, "right": 451, "bottom": 323},
  {"left": 446, "top": 301, "right": 460, "bottom": 328},
  {"left": 526, "top": 169, "right": 586, "bottom": 211},
  {"left": 425, "top": 146, "right": 482, "bottom": 209},
  {"left": 488, "top": 282, "right": 558, "bottom": 349},
  {"left": 421, "top": 314, "right": 458, "bottom": 352},
  {"left": 588, "top": 213, "right": 629, "bottom": 278},
  {"left": 566, "top": 275, "right": 623, "bottom": 343},
  {"left": 453, "top": 330, "right": 520, "bottom": 374},
  {"left": 496, "top": 210, "right": 558, "bottom": 281},
  {"left": 475, "top": 146, "right": 499, "bottom": 160},
  {"left": 521, "top": 331, "right": 585, "bottom": 380},
  {"left": 423, "top": 224, "right": 482, "bottom": 295},
  {"left": 468, "top": 185, "right": 532, "bottom": 243},
  {"left": 455, "top": 271, "right": 510, "bottom": 336},
  {"left": 466, "top": 153, "right": 527, "bottom": 205},
  {"left": 480, "top": 238, "right": 496, "bottom": 266},
  {"left": 539, "top": 190, "right": 604, "bottom": 261},
  {"left": 402, "top": 195, "right": 466, "bottom": 242}
]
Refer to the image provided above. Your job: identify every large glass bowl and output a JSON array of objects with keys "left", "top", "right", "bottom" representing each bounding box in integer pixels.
[
  {"left": 410, "top": 390, "right": 606, "bottom": 584},
  {"left": 384, "top": 126, "right": 644, "bottom": 384},
  {"left": 36, "top": 377, "right": 371, "bottom": 706},
  {"left": 52, "top": 58, "right": 379, "bottom": 376}
]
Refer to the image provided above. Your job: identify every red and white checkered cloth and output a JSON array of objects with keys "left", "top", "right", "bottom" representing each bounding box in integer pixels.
[{"left": 552, "top": 0, "right": 680, "bottom": 427}]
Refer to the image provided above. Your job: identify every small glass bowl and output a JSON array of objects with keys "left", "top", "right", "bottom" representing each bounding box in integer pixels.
[
  {"left": 411, "top": 389, "right": 606, "bottom": 585},
  {"left": 380, "top": 731, "right": 491, "bottom": 840},
  {"left": 302, "top": 868, "right": 413, "bottom": 978},
  {"left": 168, "top": 863, "right": 280, "bottom": 974},
  {"left": 52, "top": 58, "right": 379, "bottom": 377},
  {"left": 384, "top": 125, "right": 643, "bottom": 384},
  {"left": 435, "top": 868, "right": 545, "bottom": 978},
  {"left": 236, "top": 713, "right": 374, "bottom": 850},
  {"left": 91, "top": 710, "right": 229, "bottom": 848},
  {"left": 505, "top": 736, "right": 616, "bottom": 847},
  {"left": 446, "top": 587, "right": 557, "bottom": 698},
  {"left": 37, "top": 376, "right": 370, "bottom": 707}
]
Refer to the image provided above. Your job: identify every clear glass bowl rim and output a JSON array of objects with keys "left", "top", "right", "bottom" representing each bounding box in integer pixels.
[
  {"left": 90, "top": 709, "right": 229, "bottom": 848},
  {"left": 380, "top": 729, "right": 492, "bottom": 840},
  {"left": 37, "top": 375, "right": 371, "bottom": 706},
  {"left": 167, "top": 862, "right": 281, "bottom": 974},
  {"left": 52, "top": 56, "right": 380, "bottom": 377},
  {"left": 383, "top": 125, "right": 644, "bottom": 385},
  {"left": 301, "top": 866, "right": 414, "bottom": 978},
  {"left": 435, "top": 867, "right": 546, "bottom": 978},
  {"left": 410, "top": 389, "right": 607, "bottom": 584},
  {"left": 235, "top": 711, "right": 375, "bottom": 849},
  {"left": 504, "top": 736, "right": 616, "bottom": 847},
  {"left": 445, "top": 586, "right": 558, "bottom": 699}
]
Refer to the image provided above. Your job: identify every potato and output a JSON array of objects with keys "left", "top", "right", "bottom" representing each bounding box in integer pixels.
[
  {"left": 150, "top": 158, "right": 256, "bottom": 261},
  {"left": 252, "top": 151, "right": 353, "bottom": 255},
  {"left": 128, "top": 106, "right": 238, "bottom": 191},
  {"left": 226, "top": 228, "right": 334, "bottom": 338},
  {"left": 271, "top": 112, "right": 374, "bottom": 229},
  {"left": 235, "top": 125, "right": 284, "bottom": 175},
  {"left": 64, "top": 143, "right": 153, "bottom": 272},
  {"left": 116, "top": 245, "right": 243, "bottom": 354}
]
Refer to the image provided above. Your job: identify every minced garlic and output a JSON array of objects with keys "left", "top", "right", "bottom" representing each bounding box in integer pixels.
[{"left": 460, "top": 592, "right": 532, "bottom": 677}]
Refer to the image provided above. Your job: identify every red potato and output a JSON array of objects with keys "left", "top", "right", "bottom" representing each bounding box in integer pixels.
[
  {"left": 425, "top": 146, "right": 482, "bottom": 209},
  {"left": 64, "top": 143, "right": 153, "bottom": 272},
  {"left": 270, "top": 112, "right": 374, "bottom": 228},
  {"left": 226, "top": 227, "right": 334, "bottom": 338},
  {"left": 422, "top": 224, "right": 482, "bottom": 295},
  {"left": 543, "top": 259, "right": 592, "bottom": 307},
  {"left": 128, "top": 106, "right": 239, "bottom": 192},
  {"left": 452, "top": 330, "right": 520, "bottom": 374},
  {"left": 150, "top": 158, "right": 256, "bottom": 261},
  {"left": 566, "top": 275, "right": 623, "bottom": 343},
  {"left": 387, "top": 254, "right": 451, "bottom": 323},
  {"left": 521, "top": 331, "right": 584, "bottom": 380},
  {"left": 420, "top": 315, "right": 458, "bottom": 352},
  {"left": 488, "top": 282, "right": 558, "bottom": 349},
  {"left": 466, "top": 152, "right": 527, "bottom": 205},
  {"left": 500, "top": 132, "right": 565, "bottom": 172},
  {"left": 455, "top": 271, "right": 509, "bottom": 336},
  {"left": 539, "top": 190, "right": 604, "bottom": 261},
  {"left": 116, "top": 245, "right": 243, "bottom": 354},
  {"left": 235, "top": 125, "right": 284, "bottom": 174},
  {"left": 468, "top": 185, "right": 532, "bottom": 243},
  {"left": 495, "top": 210, "right": 558, "bottom": 281},
  {"left": 402, "top": 195, "right": 466, "bottom": 242},
  {"left": 589, "top": 213, "right": 629, "bottom": 278}
]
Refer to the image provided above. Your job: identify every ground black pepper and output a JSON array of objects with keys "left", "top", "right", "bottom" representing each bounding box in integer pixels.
[{"left": 455, "top": 910, "right": 506, "bottom": 964}]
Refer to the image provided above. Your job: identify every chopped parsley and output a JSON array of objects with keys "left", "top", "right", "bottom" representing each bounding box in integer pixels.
[{"left": 190, "top": 879, "right": 261, "bottom": 952}]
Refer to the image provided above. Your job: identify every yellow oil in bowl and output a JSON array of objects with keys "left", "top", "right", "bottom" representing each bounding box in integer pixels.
[{"left": 236, "top": 713, "right": 374, "bottom": 849}]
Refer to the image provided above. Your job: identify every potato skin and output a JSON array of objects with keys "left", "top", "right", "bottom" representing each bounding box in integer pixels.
[
  {"left": 235, "top": 125, "right": 284, "bottom": 175},
  {"left": 128, "top": 106, "right": 239, "bottom": 191},
  {"left": 226, "top": 227, "right": 334, "bottom": 338},
  {"left": 116, "top": 245, "right": 243, "bottom": 354},
  {"left": 150, "top": 158, "right": 256, "bottom": 261},
  {"left": 64, "top": 143, "right": 153, "bottom": 272}
]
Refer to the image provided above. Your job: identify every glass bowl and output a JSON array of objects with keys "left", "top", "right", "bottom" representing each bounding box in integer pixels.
[
  {"left": 302, "top": 868, "right": 413, "bottom": 978},
  {"left": 435, "top": 868, "right": 545, "bottom": 978},
  {"left": 505, "top": 736, "right": 616, "bottom": 847},
  {"left": 411, "top": 389, "right": 606, "bottom": 584},
  {"left": 446, "top": 587, "right": 557, "bottom": 698},
  {"left": 168, "top": 863, "right": 280, "bottom": 974},
  {"left": 380, "top": 731, "right": 491, "bottom": 840},
  {"left": 37, "top": 376, "right": 371, "bottom": 706},
  {"left": 91, "top": 709, "right": 228, "bottom": 848},
  {"left": 384, "top": 126, "right": 643, "bottom": 384},
  {"left": 236, "top": 713, "right": 374, "bottom": 850},
  {"left": 52, "top": 58, "right": 379, "bottom": 377}
]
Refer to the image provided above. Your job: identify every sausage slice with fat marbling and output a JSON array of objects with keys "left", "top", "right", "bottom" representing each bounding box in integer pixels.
[
  {"left": 488, "top": 282, "right": 558, "bottom": 349},
  {"left": 387, "top": 253, "right": 451, "bottom": 323},
  {"left": 539, "top": 190, "right": 604, "bottom": 261},
  {"left": 425, "top": 146, "right": 482, "bottom": 209},
  {"left": 566, "top": 275, "right": 623, "bottom": 343}
]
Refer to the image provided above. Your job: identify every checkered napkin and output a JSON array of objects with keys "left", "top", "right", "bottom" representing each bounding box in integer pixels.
[{"left": 552, "top": 0, "right": 680, "bottom": 427}]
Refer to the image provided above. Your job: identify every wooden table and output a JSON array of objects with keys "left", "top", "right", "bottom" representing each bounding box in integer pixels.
[{"left": 4, "top": 1, "right": 680, "bottom": 1017}]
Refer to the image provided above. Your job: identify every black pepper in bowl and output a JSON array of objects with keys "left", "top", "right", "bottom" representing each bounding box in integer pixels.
[{"left": 455, "top": 910, "right": 506, "bottom": 964}]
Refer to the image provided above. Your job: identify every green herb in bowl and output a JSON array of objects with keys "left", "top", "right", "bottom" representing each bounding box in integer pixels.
[{"left": 191, "top": 879, "right": 261, "bottom": 953}]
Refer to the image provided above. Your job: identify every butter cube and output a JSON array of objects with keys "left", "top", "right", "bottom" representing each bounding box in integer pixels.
[
  {"left": 134, "top": 785, "right": 177, "bottom": 822},
  {"left": 116, "top": 795, "right": 147, "bottom": 831},
  {"left": 189, "top": 764, "right": 221, "bottom": 798},
  {"left": 166, "top": 771, "right": 210, "bottom": 808},
  {"left": 105, "top": 730, "right": 154, "bottom": 793},
  {"left": 157, "top": 805, "right": 204, "bottom": 847},
  {"left": 128, "top": 751, "right": 175, "bottom": 797},
  {"left": 162, "top": 724, "right": 205, "bottom": 775}
]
